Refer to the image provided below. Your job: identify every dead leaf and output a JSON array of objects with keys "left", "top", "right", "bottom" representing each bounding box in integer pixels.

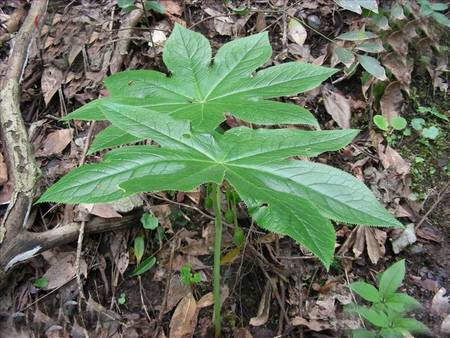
[
  {"left": 197, "top": 285, "right": 229, "bottom": 309},
  {"left": 382, "top": 55, "right": 413, "bottom": 89},
  {"left": 42, "top": 251, "right": 87, "bottom": 290},
  {"left": 322, "top": 85, "right": 351, "bottom": 129},
  {"left": 416, "top": 226, "right": 442, "bottom": 243},
  {"left": 255, "top": 12, "right": 266, "bottom": 32},
  {"left": 291, "top": 317, "right": 334, "bottom": 331},
  {"left": 249, "top": 280, "right": 272, "bottom": 326},
  {"left": 41, "top": 66, "right": 64, "bottom": 105},
  {"left": 78, "top": 203, "right": 122, "bottom": 218},
  {"left": 234, "top": 328, "right": 253, "bottom": 338},
  {"left": 441, "top": 314, "right": 450, "bottom": 334},
  {"left": 378, "top": 145, "right": 410, "bottom": 176},
  {"left": 387, "top": 31, "right": 408, "bottom": 57},
  {"left": 36, "top": 129, "right": 73, "bottom": 157},
  {"left": 365, "top": 228, "right": 386, "bottom": 264},
  {"left": 169, "top": 292, "right": 198, "bottom": 338},
  {"left": 165, "top": 274, "right": 191, "bottom": 313},
  {"left": 288, "top": 18, "right": 307, "bottom": 46},
  {"left": 431, "top": 288, "right": 450, "bottom": 316},
  {"left": 151, "top": 204, "right": 172, "bottom": 232},
  {"left": 110, "top": 231, "right": 129, "bottom": 275},
  {"left": 160, "top": 0, "right": 183, "bottom": 16},
  {"left": 380, "top": 82, "right": 404, "bottom": 122},
  {"left": 180, "top": 238, "right": 210, "bottom": 256},
  {"left": 392, "top": 223, "right": 416, "bottom": 254},
  {"left": 204, "top": 8, "right": 234, "bottom": 36}
]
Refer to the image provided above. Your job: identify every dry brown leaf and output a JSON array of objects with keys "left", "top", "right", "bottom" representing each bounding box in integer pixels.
[
  {"left": 441, "top": 314, "right": 450, "bottom": 335},
  {"left": 110, "top": 231, "right": 129, "bottom": 275},
  {"left": 380, "top": 82, "right": 404, "bottom": 123},
  {"left": 180, "top": 238, "right": 210, "bottom": 256},
  {"left": 41, "top": 66, "right": 64, "bottom": 105},
  {"left": 387, "top": 31, "right": 408, "bottom": 57},
  {"left": 365, "top": 228, "right": 386, "bottom": 264},
  {"left": 353, "top": 226, "right": 365, "bottom": 258},
  {"left": 78, "top": 203, "right": 122, "bottom": 218},
  {"left": 378, "top": 145, "right": 410, "bottom": 176},
  {"left": 322, "top": 85, "right": 351, "bottom": 129},
  {"left": 382, "top": 54, "right": 412, "bottom": 89},
  {"left": 255, "top": 12, "right": 266, "bottom": 32},
  {"left": 160, "top": 0, "right": 183, "bottom": 16},
  {"left": 204, "top": 8, "right": 234, "bottom": 36},
  {"left": 291, "top": 317, "right": 334, "bottom": 331},
  {"left": 234, "top": 328, "right": 253, "bottom": 338},
  {"left": 416, "top": 226, "right": 442, "bottom": 243},
  {"left": 165, "top": 274, "right": 191, "bottom": 313},
  {"left": 431, "top": 288, "right": 450, "bottom": 316},
  {"left": 392, "top": 223, "right": 416, "bottom": 254},
  {"left": 197, "top": 285, "right": 229, "bottom": 309},
  {"left": 288, "top": 18, "right": 307, "bottom": 46},
  {"left": 36, "top": 129, "right": 73, "bottom": 157},
  {"left": 151, "top": 204, "right": 172, "bottom": 232},
  {"left": 249, "top": 280, "right": 272, "bottom": 326},
  {"left": 169, "top": 293, "right": 198, "bottom": 338},
  {"left": 42, "top": 252, "right": 87, "bottom": 290}
]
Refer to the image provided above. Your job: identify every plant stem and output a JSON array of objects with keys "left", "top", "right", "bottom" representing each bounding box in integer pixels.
[{"left": 211, "top": 183, "right": 223, "bottom": 337}]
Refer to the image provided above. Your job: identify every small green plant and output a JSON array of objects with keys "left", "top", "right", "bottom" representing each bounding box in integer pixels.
[
  {"left": 38, "top": 25, "right": 401, "bottom": 336},
  {"left": 373, "top": 115, "right": 407, "bottom": 144},
  {"left": 130, "top": 235, "right": 156, "bottom": 277},
  {"left": 33, "top": 277, "right": 49, "bottom": 289},
  {"left": 418, "top": 0, "right": 450, "bottom": 27},
  {"left": 347, "top": 260, "right": 428, "bottom": 338},
  {"left": 117, "top": 0, "right": 165, "bottom": 14},
  {"left": 118, "top": 292, "right": 127, "bottom": 305},
  {"left": 180, "top": 263, "right": 202, "bottom": 286}
]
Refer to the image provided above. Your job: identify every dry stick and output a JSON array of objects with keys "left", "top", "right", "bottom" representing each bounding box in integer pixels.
[
  {"left": 159, "top": 240, "right": 176, "bottom": 322},
  {"left": 416, "top": 180, "right": 450, "bottom": 228},
  {"left": 74, "top": 121, "right": 97, "bottom": 304},
  {"left": 110, "top": 8, "right": 144, "bottom": 74}
]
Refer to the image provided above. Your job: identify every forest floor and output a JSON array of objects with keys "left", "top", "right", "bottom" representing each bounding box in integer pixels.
[{"left": 0, "top": 0, "right": 449, "bottom": 337}]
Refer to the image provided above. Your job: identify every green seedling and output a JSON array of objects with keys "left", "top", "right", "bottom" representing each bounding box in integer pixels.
[
  {"left": 141, "top": 212, "right": 159, "bottom": 230},
  {"left": 33, "top": 277, "right": 49, "bottom": 289},
  {"left": 418, "top": 0, "right": 450, "bottom": 27},
  {"left": 117, "top": 0, "right": 165, "bottom": 14},
  {"left": 38, "top": 25, "right": 401, "bottom": 336},
  {"left": 180, "top": 263, "right": 202, "bottom": 286},
  {"left": 347, "top": 260, "right": 428, "bottom": 338},
  {"left": 130, "top": 235, "right": 156, "bottom": 277},
  {"left": 373, "top": 115, "right": 407, "bottom": 132},
  {"left": 118, "top": 292, "right": 127, "bottom": 305}
]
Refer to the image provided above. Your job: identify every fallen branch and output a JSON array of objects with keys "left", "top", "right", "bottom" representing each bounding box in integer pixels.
[
  {"left": 0, "top": 210, "right": 143, "bottom": 273},
  {"left": 110, "top": 8, "right": 144, "bottom": 74}
]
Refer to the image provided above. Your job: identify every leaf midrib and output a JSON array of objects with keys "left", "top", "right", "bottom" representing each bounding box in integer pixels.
[
  {"left": 203, "top": 33, "right": 266, "bottom": 100},
  {"left": 224, "top": 165, "right": 332, "bottom": 260},
  {"left": 224, "top": 162, "right": 391, "bottom": 225}
]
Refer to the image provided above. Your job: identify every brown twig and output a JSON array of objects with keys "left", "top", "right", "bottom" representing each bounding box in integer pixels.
[{"left": 416, "top": 180, "right": 450, "bottom": 228}]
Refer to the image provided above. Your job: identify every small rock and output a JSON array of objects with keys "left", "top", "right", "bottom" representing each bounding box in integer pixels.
[{"left": 307, "top": 15, "right": 321, "bottom": 28}]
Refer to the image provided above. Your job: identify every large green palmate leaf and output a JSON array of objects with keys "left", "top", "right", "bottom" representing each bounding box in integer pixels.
[
  {"left": 64, "top": 24, "right": 336, "bottom": 138},
  {"left": 39, "top": 104, "right": 402, "bottom": 268}
]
